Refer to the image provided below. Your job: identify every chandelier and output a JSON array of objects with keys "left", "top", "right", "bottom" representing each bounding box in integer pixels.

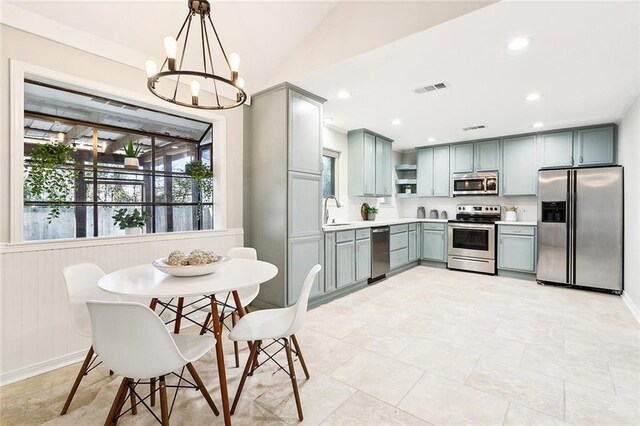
[{"left": 144, "top": 0, "right": 247, "bottom": 110}]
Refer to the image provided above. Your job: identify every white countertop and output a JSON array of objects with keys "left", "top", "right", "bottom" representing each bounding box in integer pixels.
[
  {"left": 495, "top": 221, "right": 537, "bottom": 226},
  {"left": 323, "top": 218, "right": 447, "bottom": 232}
]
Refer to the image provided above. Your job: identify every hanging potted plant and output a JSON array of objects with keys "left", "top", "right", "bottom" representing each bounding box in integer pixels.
[
  {"left": 364, "top": 206, "right": 379, "bottom": 221},
  {"left": 122, "top": 139, "right": 142, "bottom": 169},
  {"left": 24, "top": 142, "right": 78, "bottom": 223},
  {"left": 185, "top": 160, "right": 213, "bottom": 220},
  {"left": 112, "top": 208, "right": 151, "bottom": 235}
]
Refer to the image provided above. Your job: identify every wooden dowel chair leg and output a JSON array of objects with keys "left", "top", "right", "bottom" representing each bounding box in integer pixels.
[
  {"left": 284, "top": 338, "right": 304, "bottom": 421},
  {"left": 186, "top": 362, "right": 220, "bottom": 416},
  {"left": 104, "top": 377, "right": 129, "bottom": 426},
  {"left": 173, "top": 297, "right": 184, "bottom": 334},
  {"left": 248, "top": 340, "right": 261, "bottom": 377},
  {"left": 159, "top": 375, "right": 170, "bottom": 425},
  {"left": 200, "top": 312, "right": 212, "bottom": 335},
  {"left": 150, "top": 378, "right": 156, "bottom": 407},
  {"left": 231, "top": 341, "right": 258, "bottom": 415},
  {"left": 291, "top": 334, "right": 310, "bottom": 380},
  {"left": 61, "top": 346, "right": 95, "bottom": 415},
  {"left": 231, "top": 312, "right": 239, "bottom": 368},
  {"left": 128, "top": 381, "right": 137, "bottom": 415}
]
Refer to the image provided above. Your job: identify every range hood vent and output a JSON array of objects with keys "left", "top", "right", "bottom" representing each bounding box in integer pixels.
[
  {"left": 414, "top": 82, "right": 447, "bottom": 94},
  {"left": 462, "top": 125, "right": 486, "bottom": 131}
]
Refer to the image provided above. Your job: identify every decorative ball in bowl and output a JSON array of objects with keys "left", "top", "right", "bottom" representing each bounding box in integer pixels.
[{"left": 152, "top": 249, "right": 229, "bottom": 277}]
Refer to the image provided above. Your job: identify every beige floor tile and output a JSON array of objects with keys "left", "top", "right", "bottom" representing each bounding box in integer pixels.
[
  {"left": 397, "top": 372, "right": 509, "bottom": 425},
  {"left": 395, "top": 337, "right": 480, "bottom": 383},
  {"left": 520, "top": 345, "right": 615, "bottom": 393},
  {"left": 466, "top": 359, "right": 565, "bottom": 419},
  {"left": 293, "top": 328, "right": 362, "bottom": 375},
  {"left": 609, "top": 366, "right": 640, "bottom": 401},
  {"left": 321, "top": 391, "right": 428, "bottom": 426},
  {"left": 330, "top": 350, "right": 422, "bottom": 405},
  {"left": 495, "top": 318, "right": 564, "bottom": 350},
  {"left": 340, "top": 325, "right": 415, "bottom": 358},
  {"left": 503, "top": 404, "right": 565, "bottom": 426},
  {"left": 451, "top": 334, "right": 526, "bottom": 367},
  {"left": 565, "top": 381, "right": 640, "bottom": 426}
]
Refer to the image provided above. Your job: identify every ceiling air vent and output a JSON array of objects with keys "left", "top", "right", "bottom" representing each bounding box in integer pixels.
[
  {"left": 414, "top": 82, "right": 447, "bottom": 94},
  {"left": 462, "top": 125, "right": 486, "bottom": 131}
]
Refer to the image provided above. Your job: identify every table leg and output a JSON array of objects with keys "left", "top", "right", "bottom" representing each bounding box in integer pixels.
[
  {"left": 210, "top": 295, "right": 232, "bottom": 425},
  {"left": 149, "top": 298, "right": 158, "bottom": 311},
  {"left": 174, "top": 297, "right": 184, "bottom": 334},
  {"left": 232, "top": 291, "right": 254, "bottom": 354}
]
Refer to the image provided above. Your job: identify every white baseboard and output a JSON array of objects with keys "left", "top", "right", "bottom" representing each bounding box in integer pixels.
[
  {"left": 0, "top": 311, "right": 210, "bottom": 387},
  {"left": 622, "top": 291, "right": 640, "bottom": 325}
]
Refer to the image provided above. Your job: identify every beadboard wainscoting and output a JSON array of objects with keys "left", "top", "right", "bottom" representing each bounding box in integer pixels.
[{"left": 0, "top": 229, "right": 244, "bottom": 385}]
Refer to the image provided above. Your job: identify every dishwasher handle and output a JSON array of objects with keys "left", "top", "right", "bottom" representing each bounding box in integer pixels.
[{"left": 372, "top": 226, "right": 390, "bottom": 234}]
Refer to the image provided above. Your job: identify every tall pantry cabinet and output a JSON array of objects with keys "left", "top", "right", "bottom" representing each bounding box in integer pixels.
[{"left": 246, "top": 83, "right": 326, "bottom": 308}]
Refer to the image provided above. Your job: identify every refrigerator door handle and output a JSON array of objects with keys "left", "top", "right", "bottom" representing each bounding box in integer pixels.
[
  {"left": 571, "top": 169, "right": 578, "bottom": 284},
  {"left": 566, "top": 170, "right": 571, "bottom": 284}
]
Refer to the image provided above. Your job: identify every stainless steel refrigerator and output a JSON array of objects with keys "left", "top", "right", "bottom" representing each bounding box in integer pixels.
[{"left": 537, "top": 166, "right": 623, "bottom": 292}]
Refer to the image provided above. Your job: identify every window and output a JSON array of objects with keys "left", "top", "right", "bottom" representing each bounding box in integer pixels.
[
  {"left": 322, "top": 151, "right": 338, "bottom": 198},
  {"left": 22, "top": 81, "right": 214, "bottom": 241}
]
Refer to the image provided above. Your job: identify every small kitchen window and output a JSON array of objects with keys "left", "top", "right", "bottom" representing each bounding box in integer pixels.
[{"left": 322, "top": 150, "right": 339, "bottom": 198}]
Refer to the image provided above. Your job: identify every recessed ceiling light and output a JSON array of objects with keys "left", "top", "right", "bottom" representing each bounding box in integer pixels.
[
  {"left": 323, "top": 117, "right": 334, "bottom": 124},
  {"left": 337, "top": 90, "right": 351, "bottom": 99},
  {"left": 526, "top": 93, "right": 541, "bottom": 101},
  {"left": 427, "top": 137, "right": 436, "bottom": 142},
  {"left": 508, "top": 38, "right": 529, "bottom": 50},
  {"left": 392, "top": 119, "right": 401, "bottom": 125},
  {"left": 171, "top": 145, "right": 179, "bottom": 149},
  {"left": 532, "top": 122, "right": 544, "bottom": 128}
]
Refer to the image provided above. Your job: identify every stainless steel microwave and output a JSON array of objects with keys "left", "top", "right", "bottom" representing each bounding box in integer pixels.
[{"left": 452, "top": 172, "right": 498, "bottom": 196}]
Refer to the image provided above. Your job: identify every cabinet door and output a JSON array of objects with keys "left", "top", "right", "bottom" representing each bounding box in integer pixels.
[
  {"left": 502, "top": 136, "right": 537, "bottom": 196},
  {"left": 498, "top": 234, "right": 536, "bottom": 272},
  {"left": 324, "top": 232, "right": 336, "bottom": 292},
  {"left": 408, "top": 230, "right": 417, "bottom": 262},
  {"left": 416, "top": 148, "right": 434, "bottom": 196},
  {"left": 375, "top": 138, "right": 392, "bottom": 196},
  {"left": 575, "top": 126, "right": 615, "bottom": 166},
  {"left": 336, "top": 242, "right": 355, "bottom": 288},
  {"left": 288, "top": 235, "right": 323, "bottom": 304},
  {"left": 451, "top": 143, "right": 474, "bottom": 173},
  {"left": 422, "top": 230, "right": 445, "bottom": 262},
  {"left": 363, "top": 133, "right": 376, "bottom": 195},
  {"left": 289, "top": 91, "right": 322, "bottom": 174},
  {"left": 355, "top": 238, "right": 371, "bottom": 281},
  {"left": 539, "top": 131, "right": 574, "bottom": 168},
  {"left": 433, "top": 146, "right": 450, "bottom": 196},
  {"left": 475, "top": 139, "right": 500, "bottom": 171},
  {"left": 288, "top": 172, "right": 322, "bottom": 238}
]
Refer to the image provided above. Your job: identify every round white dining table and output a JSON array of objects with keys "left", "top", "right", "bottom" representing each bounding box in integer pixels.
[{"left": 98, "top": 258, "right": 278, "bottom": 426}]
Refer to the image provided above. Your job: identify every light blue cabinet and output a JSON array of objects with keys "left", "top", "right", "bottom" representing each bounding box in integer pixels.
[
  {"left": 417, "top": 146, "right": 449, "bottom": 197},
  {"left": 348, "top": 129, "right": 393, "bottom": 197},
  {"left": 475, "top": 139, "right": 500, "bottom": 171},
  {"left": 502, "top": 135, "right": 537, "bottom": 196},
  {"left": 288, "top": 172, "right": 322, "bottom": 238},
  {"left": 421, "top": 223, "right": 446, "bottom": 262},
  {"left": 451, "top": 143, "right": 475, "bottom": 173},
  {"left": 576, "top": 126, "right": 615, "bottom": 166},
  {"left": 417, "top": 148, "right": 434, "bottom": 196},
  {"left": 408, "top": 228, "right": 418, "bottom": 262},
  {"left": 336, "top": 241, "right": 355, "bottom": 288},
  {"left": 289, "top": 91, "right": 322, "bottom": 174},
  {"left": 355, "top": 238, "right": 371, "bottom": 281},
  {"left": 539, "top": 131, "right": 574, "bottom": 168},
  {"left": 288, "top": 235, "right": 323, "bottom": 303},
  {"left": 498, "top": 226, "right": 536, "bottom": 273},
  {"left": 324, "top": 232, "right": 336, "bottom": 292}
]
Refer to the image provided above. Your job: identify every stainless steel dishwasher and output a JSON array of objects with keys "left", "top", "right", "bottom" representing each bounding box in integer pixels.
[{"left": 370, "top": 226, "right": 390, "bottom": 282}]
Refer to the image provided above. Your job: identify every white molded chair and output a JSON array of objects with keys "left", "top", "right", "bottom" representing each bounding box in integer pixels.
[
  {"left": 87, "top": 301, "right": 219, "bottom": 425},
  {"left": 61, "top": 263, "right": 120, "bottom": 415},
  {"left": 229, "top": 264, "right": 321, "bottom": 421}
]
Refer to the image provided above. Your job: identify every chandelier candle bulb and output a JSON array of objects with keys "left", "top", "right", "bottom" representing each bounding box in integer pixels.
[
  {"left": 229, "top": 52, "right": 240, "bottom": 80},
  {"left": 145, "top": 60, "right": 157, "bottom": 77},
  {"left": 164, "top": 36, "right": 178, "bottom": 70},
  {"left": 190, "top": 80, "right": 200, "bottom": 106}
]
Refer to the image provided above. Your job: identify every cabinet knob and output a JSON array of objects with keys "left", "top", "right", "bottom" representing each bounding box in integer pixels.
[{"left": 579, "top": 155, "right": 583, "bottom": 164}]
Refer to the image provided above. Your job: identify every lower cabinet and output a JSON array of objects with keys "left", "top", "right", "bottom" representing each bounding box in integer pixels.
[
  {"left": 333, "top": 229, "right": 371, "bottom": 290},
  {"left": 324, "top": 232, "right": 336, "bottom": 292},
  {"left": 408, "top": 227, "right": 418, "bottom": 262},
  {"left": 390, "top": 225, "right": 409, "bottom": 270},
  {"left": 355, "top": 238, "right": 371, "bottom": 281},
  {"left": 421, "top": 223, "right": 447, "bottom": 262},
  {"left": 288, "top": 235, "right": 323, "bottom": 304},
  {"left": 497, "top": 225, "right": 537, "bottom": 273},
  {"left": 336, "top": 240, "right": 356, "bottom": 288}
]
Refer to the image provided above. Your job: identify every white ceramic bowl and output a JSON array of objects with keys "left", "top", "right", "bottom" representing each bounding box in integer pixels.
[{"left": 152, "top": 256, "right": 229, "bottom": 277}]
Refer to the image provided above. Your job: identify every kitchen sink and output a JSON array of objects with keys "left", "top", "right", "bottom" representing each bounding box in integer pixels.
[{"left": 324, "top": 222, "right": 351, "bottom": 227}]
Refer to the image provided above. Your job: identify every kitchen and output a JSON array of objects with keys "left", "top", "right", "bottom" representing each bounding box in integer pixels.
[{"left": 1, "top": 0, "right": 638, "bottom": 425}]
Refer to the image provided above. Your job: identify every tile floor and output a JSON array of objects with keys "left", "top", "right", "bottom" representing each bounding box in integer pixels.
[{"left": 1, "top": 266, "right": 639, "bottom": 425}]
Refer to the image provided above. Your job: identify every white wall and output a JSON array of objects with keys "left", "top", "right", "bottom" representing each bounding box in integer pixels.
[
  {"left": 618, "top": 93, "right": 640, "bottom": 318},
  {"left": 0, "top": 25, "right": 247, "bottom": 384}
]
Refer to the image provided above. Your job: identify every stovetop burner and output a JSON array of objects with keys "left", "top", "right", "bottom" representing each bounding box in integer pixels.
[{"left": 453, "top": 204, "right": 501, "bottom": 223}]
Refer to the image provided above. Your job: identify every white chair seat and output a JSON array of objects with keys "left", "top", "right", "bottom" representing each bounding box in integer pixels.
[
  {"left": 172, "top": 334, "right": 215, "bottom": 363},
  {"left": 228, "top": 306, "right": 297, "bottom": 341}
]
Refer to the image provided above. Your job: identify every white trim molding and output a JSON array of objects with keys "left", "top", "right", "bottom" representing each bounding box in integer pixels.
[
  {"left": 622, "top": 291, "right": 640, "bottom": 325},
  {"left": 9, "top": 59, "right": 230, "bottom": 243}
]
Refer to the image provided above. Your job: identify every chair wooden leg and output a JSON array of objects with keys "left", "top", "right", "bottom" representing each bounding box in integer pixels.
[
  {"left": 109, "top": 370, "right": 114, "bottom": 376},
  {"left": 150, "top": 378, "right": 156, "bottom": 407},
  {"left": 231, "top": 340, "right": 258, "bottom": 415},
  {"left": 61, "top": 346, "right": 95, "bottom": 415},
  {"left": 248, "top": 340, "right": 261, "bottom": 377},
  {"left": 291, "top": 334, "right": 310, "bottom": 380},
  {"left": 200, "top": 312, "right": 212, "bottom": 335},
  {"left": 128, "top": 381, "right": 137, "bottom": 415},
  {"left": 159, "top": 376, "right": 170, "bottom": 425},
  {"left": 173, "top": 297, "right": 184, "bottom": 334},
  {"left": 185, "top": 362, "right": 220, "bottom": 416},
  {"left": 231, "top": 312, "right": 239, "bottom": 368},
  {"left": 104, "top": 377, "right": 129, "bottom": 426},
  {"left": 284, "top": 338, "right": 304, "bottom": 421}
]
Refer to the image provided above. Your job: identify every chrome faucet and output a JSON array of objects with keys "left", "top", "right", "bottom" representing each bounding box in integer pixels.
[{"left": 324, "top": 195, "right": 342, "bottom": 224}]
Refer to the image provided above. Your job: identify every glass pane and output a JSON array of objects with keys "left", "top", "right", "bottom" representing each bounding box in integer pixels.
[
  {"left": 155, "top": 205, "right": 197, "bottom": 233},
  {"left": 452, "top": 228, "right": 489, "bottom": 251},
  {"left": 94, "top": 129, "right": 153, "bottom": 171},
  {"left": 23, "top": 206, "right": 75, "bottom": 241},
  {"left": 322, "top": 155, "right": 335, "bottom": 198},
  {"left": 97, "top": 205, "right": 152, "bottom": 237}
]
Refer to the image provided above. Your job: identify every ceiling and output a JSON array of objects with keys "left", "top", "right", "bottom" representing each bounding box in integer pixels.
[{"left": 293, "top": 1, "right": 640, "bottom": 150}]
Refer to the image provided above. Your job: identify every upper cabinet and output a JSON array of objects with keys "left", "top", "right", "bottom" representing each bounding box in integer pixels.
[
  {"left": 539, "top": 125, "right": 616, "bottom": 169},
  {"left": 348, "top": 129, "right": 393, "bottom": 197},
  {"left": 502, "top": 135, "right": 537, "bottom": 196},
  {"left": 417, "top": 146, "right": 450, "bottom": 197},
  {"left": 289, "top": 91, "right": 323, "bottom": 175},
  {"left": 451, "top": 140, "right": 500, "bottom": 173}
]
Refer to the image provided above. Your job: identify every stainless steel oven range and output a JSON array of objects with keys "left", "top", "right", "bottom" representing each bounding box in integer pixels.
[{"left": 447, "top": 204, "right": 500, "bottom": 274}]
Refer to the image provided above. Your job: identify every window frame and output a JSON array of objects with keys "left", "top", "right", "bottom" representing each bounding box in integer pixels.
[
  {"left": 9, "top": 59, "right": 229, "bottom": 244},
  {"left": 322, "top": 148, "right": 340, "bottom": 199}
]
